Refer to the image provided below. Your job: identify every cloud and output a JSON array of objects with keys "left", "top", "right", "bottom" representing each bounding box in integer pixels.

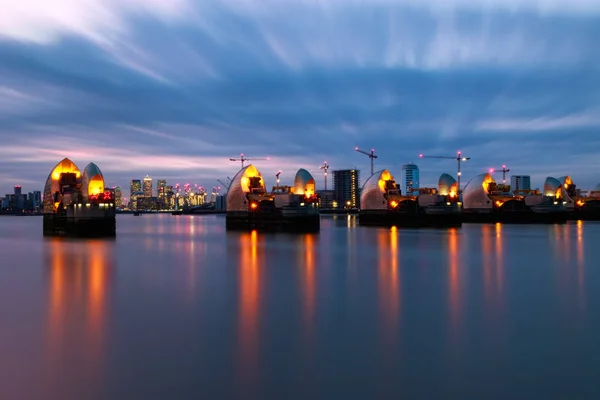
[{"left": 0, "top": 0, "right": 599, "bottom": 194}]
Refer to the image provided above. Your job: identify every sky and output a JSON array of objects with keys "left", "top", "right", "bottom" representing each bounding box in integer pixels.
[{"left": 1, "top": 0, "right": 600, "bottom": 196}]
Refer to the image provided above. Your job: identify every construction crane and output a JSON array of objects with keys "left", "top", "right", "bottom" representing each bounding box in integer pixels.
[
  {"left": 419, "top": 151, "right": 471, "bottom": 193},
  {"left": 355, "top": 147, "right": 378, "bottom": 176},
  {"left": 217, "top": 179, "right": 230, "bottom": 190},
  {"left": 275, "top": 171, "right": 282, "bottom": 188},
  {"left": 319, "top": 161, "right": 329, "bottom": 190},
  {"left": 229, "top": 153, "right": 269, "bottom": 169},
  {"left": 489, "top": 165, "right": 510, "bottom": 184}
]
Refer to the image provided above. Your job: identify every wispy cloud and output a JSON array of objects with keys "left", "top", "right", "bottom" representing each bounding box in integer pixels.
[{"left": 0, "top": 0, "right": 599, "bottom": 193}]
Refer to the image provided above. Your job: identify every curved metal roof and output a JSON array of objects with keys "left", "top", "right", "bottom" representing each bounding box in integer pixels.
[
  {"left": 292, "top": 168, "right": 316, "bottom": 195},
  {"left": 43, "top": 158, "right": 81, "bottom": 213},
  {"left": 226, "top": 164, "right": 265, "bottom": 212},
  {"left": 81, "top": 162, "right": 105, "bottom": 199},
  {"left": 360, "top": 169, "right": 395, "bottom": 210},
  {"left": 543, "top": 177, "right": 561, "bottom": 197},
  {"left": 463, "top": 173, "right": 494, "bottom": 210},
  {"left": 558, "top": 176, "right": 573, "bottom": 186},
  {"left": 438, "top": 173, "right": 458, "bottom": 196}
]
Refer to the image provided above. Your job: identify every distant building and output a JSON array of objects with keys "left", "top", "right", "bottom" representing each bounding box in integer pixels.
[
  {"left": 317, "top": 189, "right": 335, "bottom": 209},
  {"left": 137, "top": 196, "right": 159, "bottom": 211},
  {"left": 130, "top": 191, "right": 144, "bottom": 210},
  {"left": 333, "top": 169, "right": 360, "bottom": 208},
  {"left": 130, "top": 179, "right": 141, "bottom": 198},
  {"left": 401, "top": 163, "right": 420, "bottom": 194},
  {"left": 511, "top": 175, "right": 531, "bottom": 191},
  {"left": 113, "top": 186, "right": 123, "bottom": 208},
  {"left": 157, "top": 179, "right": 167, "bottom": 199},
  {"left": 215, "top": 195, "right": 227, "bottom": 211},
  {"left": 143, "top": 175, "right": 152, "bottom": 197},
  {"left": 14, "top": 185, "right": 22, "bottom": 196},
  {"left": 28, "top": 190, "right": 42, "bottom": 211}
]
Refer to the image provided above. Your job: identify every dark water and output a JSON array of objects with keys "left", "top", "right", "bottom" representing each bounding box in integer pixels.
[{"left": 1, "top": 214, "right": 599, "bottom": 399}]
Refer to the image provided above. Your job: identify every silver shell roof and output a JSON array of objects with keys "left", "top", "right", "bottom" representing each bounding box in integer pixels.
[
  {"left": 463, "top": 173, "right": 494, "bottom": 210},
  {"left": 543, "top": 177, "right": 561, "bottom": 197},
  {"left": 81, "top": 162, "right": 105, "bottom": 199},
  {"left": 438, "top": 173, "right": 458, "bottom": 196},
  {"left": 292, "top": 168, "right": 316, "bottom": 195},
  {"left": 360, "top": 169, "right": 394, "bottom": 210},
  {"left": 226, "top": 164, "right": 265, "bottom": 212},
  {"left": 43, "top": 158, "right": 81, "bottom": 213}
]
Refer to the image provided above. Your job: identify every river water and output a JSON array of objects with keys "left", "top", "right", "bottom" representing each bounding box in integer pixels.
[{"left": 0, "top": 214, "right": 599, "bottom": 399}]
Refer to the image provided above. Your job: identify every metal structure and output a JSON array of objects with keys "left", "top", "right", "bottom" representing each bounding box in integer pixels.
[
  {"left": 217, "top": 179, "right": 230, "bottom": 190},
  {"left": 360, "top": 169, "right": 396, "bottom": 210},
  {"left": 419, "top": 151, "right": 471, "bottom": 193},
  {"left": 293, "top": 169, "right": 316, "bottom": 195},
  {"left": 319, "top": 161, "right": 329, "bottom": 190},
  {"left": 489, "top": 165, "right": 510, "bottom": 184},
  {"left": 355, "top": 147, "right": 378, "bottom": 176},
  {"left": 229, "top": 154, "right": 269, "bottom": 169}
]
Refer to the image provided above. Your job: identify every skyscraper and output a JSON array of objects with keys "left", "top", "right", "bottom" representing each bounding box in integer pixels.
[
  {"left": 130, "top": 179, "right": 141, "bottom": 196},
  {"left": 511, "top": 175, "right": 531, "bottom": 191},
  {"left": 143, "top": 175, "right": 152, "bottom": 197},
  {"left": 333, "top": 169, "right": 360, "bottom": 208},
  {"left": 401, "top": 163, "right": 419, "bottom": 194},
  {"left": 157, "top": 179, "right": 167, "bottom": 199},
  {"left": 113, "top": 186, "right": 123, "bottom": 208}
]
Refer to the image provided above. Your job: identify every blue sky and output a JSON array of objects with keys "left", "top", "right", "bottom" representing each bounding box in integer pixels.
[{"left": 1, "top": 0, "right": 599, "bottom": 196}]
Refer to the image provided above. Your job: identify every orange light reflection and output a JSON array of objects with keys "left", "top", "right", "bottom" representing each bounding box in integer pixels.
[
  {"left": 237, "top": 230, "right": 261, "bottom": 393},
  {"left": 448, "top": 228, "right": 460, "bottom": 336},
  {"left": 46, "top": 239, "right": 112, "bottom": 397},
  {"left": 377, "top": 227, "right": 400, "bottom": 348}
]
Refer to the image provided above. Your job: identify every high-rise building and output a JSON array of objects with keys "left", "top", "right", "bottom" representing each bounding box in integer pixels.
[
  {"left": 14, "top": 185, "right": 21, "bottom": 196},
  {"left": 130, "top": 179, "right": 141, "bottom": 197},
  {"left": 333, "top": 169, "right": 360, "bottom": 208},
  {"left": 401, "top": 163, "right": 419, "bottom": 194},
  {"left": 29, "top": 190, "right": 42, "bottom": 211},
  {"left": 113, "top": 186, "right": 123, "bottom": 208},
  {"left": 157, "top": 179, "right": 167, "bottom": 199},
  {"left": 143, "top": 175, "right": 152, "bottom": 197},
  {"left": 511, "top": 175, "right": 531, "bottom": 191}
]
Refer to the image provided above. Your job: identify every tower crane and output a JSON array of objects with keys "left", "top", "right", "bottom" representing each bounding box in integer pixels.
[
  {"left": 418, "top": 151, "right": 471, "bottom": 193},
  {"left": 489, "top": 165, "right": 510, "bottom": 184},
  {"left": 275, "top": 171, "right": 282, "bottom": 189},
  {"left": 355, "top": 147, "right": 378, "bottom": 176},
  {"left": 229, "top": 153, "right": 269, "bottom": 169},
  {"left": 217, "top": 179, "right": 230, "bottom": 190},
  {"left": 319, "top": 161, "right": 329, "bottom": 190}
]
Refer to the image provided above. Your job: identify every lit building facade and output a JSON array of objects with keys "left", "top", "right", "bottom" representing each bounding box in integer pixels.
[
  {"left": 143, "top": 175, "right": 152, "bottom": 197},
  {"left": 157, "top": 179, "right": 167, "bottom": 199},
  {"left": 511, "top": 175, "right": 531, "bottom": 191},
  {"left": 317, "top": 189, "right": 335, "bottom": 209},
  {"left": 333, "top": 169, "right": 360, "bottom": 208},
  {"left": 113, "top": 186, "right": 123, "bottom": 208},
  {"left": 401, "top": 163, "right": 419, "bottom": 194},
  {"left": 130, "top": 179, "right": 141, "bottom": 197}
]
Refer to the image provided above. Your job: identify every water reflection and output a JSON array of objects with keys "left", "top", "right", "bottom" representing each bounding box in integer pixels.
[
  {"left": 577, "top": 221, "right": 584, "bottom": 297},
  {"left": 45, "top": 238, "right": 114, "bottom": 398},
  {"left": 300, "top": 234, "right": 316, "bottom": 344},
  {"left": 448, "top": 228, "right": 460, "bottom": 337},
  {"left": 237, "top": 230, "right": 262, "bottom": 394},
  {"left": 376, "top": 227, "right": 400, "bottom": 349}
]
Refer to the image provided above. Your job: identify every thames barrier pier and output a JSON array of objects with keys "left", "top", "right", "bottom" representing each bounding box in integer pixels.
[
  {"left": 462, "top": 173, "right": 567, "bottom": 224},
  {"left": 225, "top": 164, "right": 320, "bottom": 232},
  {"left": 43, "top": 158, "right": 116, "bottom": 237},
  {"left": 358, "top": 169, "right": 462, "bottom": 228}
]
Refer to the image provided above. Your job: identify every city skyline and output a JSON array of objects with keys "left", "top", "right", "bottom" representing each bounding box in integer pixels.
[{"left": 1, "top": 0, "right": 600, "bottom": 193}]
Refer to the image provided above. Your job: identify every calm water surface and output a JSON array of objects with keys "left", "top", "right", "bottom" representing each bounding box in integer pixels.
[{"left": 1, "top": 214, "right": 599, "bottom": 399}]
